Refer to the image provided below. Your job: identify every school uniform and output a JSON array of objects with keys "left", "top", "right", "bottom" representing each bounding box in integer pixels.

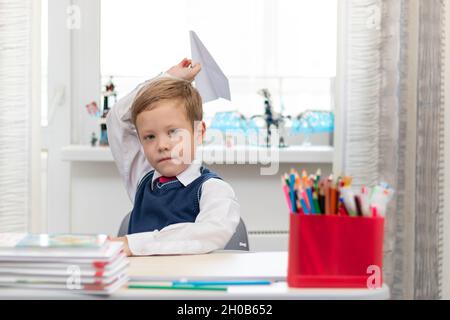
[{"left": 106, "top": 74, "right": 240, "bottom": 255}]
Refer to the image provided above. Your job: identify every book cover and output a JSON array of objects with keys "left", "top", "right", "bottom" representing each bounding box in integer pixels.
[{"left": 0, "top": 233, "right": 107, "bottom": 249}]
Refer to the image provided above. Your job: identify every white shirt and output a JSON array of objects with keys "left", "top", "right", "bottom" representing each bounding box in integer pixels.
[{"left": 106, "top": 74, "right": 240, "bottom": 256}]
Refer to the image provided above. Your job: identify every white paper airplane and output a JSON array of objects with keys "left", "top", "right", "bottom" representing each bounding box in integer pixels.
[{"left": 190, "top": 30, "right": 231, "bottom": 103}]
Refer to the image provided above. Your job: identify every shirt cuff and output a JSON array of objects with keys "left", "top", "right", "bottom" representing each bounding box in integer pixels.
[
  {"left": 126, "top": 231, "right": 156, "bottom": 256},
  {"left": 161, "top": 71, "right": 182, "bottom": 80}
]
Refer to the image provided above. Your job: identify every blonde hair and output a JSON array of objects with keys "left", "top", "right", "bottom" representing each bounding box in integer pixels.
[{"left": 131, "top": 77, "right": 203, "bottom": 129}]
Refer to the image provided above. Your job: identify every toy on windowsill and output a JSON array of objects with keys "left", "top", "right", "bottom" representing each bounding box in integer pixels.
[
  {"left": 84, "top": 77, "right": 118, "bottom": 146},
  {"left": 101, "top": 76, "right": 117, "bottom": 119},
  {"left": 90, "top": 132, "right": 98, "bottom": 147},
  {"left": 98, "top": 76, "right": 118, "bottom": 146},
  {"left": 99, "top": 123, "right": 108, "bottom": 146},
  {"left": 85, "top": 101, "right": 100, "bottom": 117},
  {"left": 251, "top": 88, "right": 291, "bottom": 148},
  {"left": 290, "top": 110, "right": 334, "bottom": 146},
  {"left": 209, "top": 111, "right": 253, "bottom": 148}
]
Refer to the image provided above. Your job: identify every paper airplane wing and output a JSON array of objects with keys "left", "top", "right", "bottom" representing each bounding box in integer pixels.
[{"left": 190, "top": 31, "right": 231, "bottom": 103}]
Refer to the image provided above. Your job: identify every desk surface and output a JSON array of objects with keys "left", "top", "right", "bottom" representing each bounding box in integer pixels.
[
  {"left": 128, "top": 251, "right": 287, "bottom": 281},
  {"left": 0, "top": 251, "right": 390, "bottom": 300}
]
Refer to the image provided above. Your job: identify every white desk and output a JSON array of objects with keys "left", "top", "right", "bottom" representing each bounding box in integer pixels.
[{"left": 0, "top": 251, "right": 390, "bottom": 300}]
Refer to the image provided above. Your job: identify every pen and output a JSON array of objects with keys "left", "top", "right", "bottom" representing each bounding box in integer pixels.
[
  {"left": 301, "top": 170, "right": 308, "bottom": 187},
  {"left": 297, "top": 188, "right": 311, "bottom": 212},
  {"left": 360, "top": 186, "right": 371, "bottom": 217},
  {"left": 289, "top": 173, "right": 297, "bottom": 213},
  {"left": 295, "top": 172, "right": 301, "bottom": 190},
  {"left": 354, "top": 195, "right": 363, "bottom": 217},
  {"left": 302, "top": 189, "right": 310, "bottom": 210},
  {"left": 316, "top": 169, "right": 321, "bottom": 184},
  {"left": 313, "top": 191, "right": 321, "bottom": 214},
  {"left": 338, "top": 198, "right": 349, "bottom": 216},
  {"left": 173, "top": 280, "right": 272, "bottom": 286},
  {"left": 371, "top": 205, "right": 378, "bottom": 218},
  {"left": 318, "top": 180, "right": 325, "bottom": 214},
  {"left": 340, "top": 186, "right": 357, "bottom": 216},
  {"left": 283, "top": 173, "right": 290, "bottom": 187},
  {"left": 324, "top": 179, "right": 330, "bottom": 215},
  {"left": 306, "top": 187, "right": 315, "bottom": 214},
  {"left": 300, "top": 198, "right": 310, "bottom": 215},
  {"left": 330, "top": 185, "right": 337, "bottom": 215},
  {"left": 281, "top": 179, "right": 292, "bottom": 212},
  {"left": 343, "top": 176, "right": 353, "bottom": 187},
  {"left": 128, "top": 284, "right": 228, "bottom": 291}
]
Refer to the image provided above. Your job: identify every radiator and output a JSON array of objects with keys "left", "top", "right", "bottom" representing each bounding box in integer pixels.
[{"left": 248, "top": 231, "right": 289, "bottom": 252}]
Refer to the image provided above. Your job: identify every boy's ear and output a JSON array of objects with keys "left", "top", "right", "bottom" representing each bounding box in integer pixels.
[
  {"left": 201, "top": 121, "right": 206, "bottom": 138},
  {"left": 195, "top": 121, "right": 206, "bottom": 144}
]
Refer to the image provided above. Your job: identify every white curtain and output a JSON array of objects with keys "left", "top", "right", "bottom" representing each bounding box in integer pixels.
[
  {"left": 341, "top": 0, "right": 381, "bottom": 188},
  {"left": 341, "top": 0, "right": 445, "bottom": 299},
  {"left": 0, "top": 0, "right": 32, "bottom": 232}
]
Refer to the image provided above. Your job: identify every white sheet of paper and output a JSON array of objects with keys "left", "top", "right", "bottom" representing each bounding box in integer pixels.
[{"left": 190, "top": 30, "right": 231, "bottom": 103}]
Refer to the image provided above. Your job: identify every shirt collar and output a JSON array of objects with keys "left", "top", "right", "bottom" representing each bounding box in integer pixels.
[{"left": 151, "top": 159, "right": 202, "bottom": 189}]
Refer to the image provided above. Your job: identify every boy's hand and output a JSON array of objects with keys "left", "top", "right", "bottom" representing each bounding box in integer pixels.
[
  {"left": 108, "top": 236, "right": 132, "bottom": 257},
  {"left": 167, "top": 58, "right": 201, "bottom": 82}
]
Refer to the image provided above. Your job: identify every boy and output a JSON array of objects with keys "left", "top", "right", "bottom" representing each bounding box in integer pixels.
[{"left": 107, "top": 59, "right": 240, "bottom": 256}]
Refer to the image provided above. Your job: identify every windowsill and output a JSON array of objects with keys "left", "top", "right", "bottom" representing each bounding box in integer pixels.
[{"left": 61, "top": 144, "right": 334, "bottom": 164}]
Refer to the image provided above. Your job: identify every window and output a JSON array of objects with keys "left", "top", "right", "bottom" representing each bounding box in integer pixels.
[{"left": 100, "top": 0, "right": 337, "bottom": 119}]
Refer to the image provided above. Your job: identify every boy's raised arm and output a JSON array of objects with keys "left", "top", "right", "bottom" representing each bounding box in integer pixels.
[
  {"left": 106, "top": 59, "right": 201, "bottom": 202},
  {"left": 106, "top": 81, "right": 153, "bottom": 202}
]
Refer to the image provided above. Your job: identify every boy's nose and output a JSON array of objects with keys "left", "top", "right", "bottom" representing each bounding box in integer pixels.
[{"left": 157, "top": 137, "right": 171, "bottom": 152}]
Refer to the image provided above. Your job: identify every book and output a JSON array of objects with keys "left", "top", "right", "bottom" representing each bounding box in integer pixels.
[
  {"left": 0, "top": 273, "right": 129, "bottom": 295},
  {"left": 0, "top": 252, "right": 126, "bottom": 271},
  {"left": 0, "top": 270, "right": 126, "bottom": 285},
  {"left": 0, "top": 241, "right": 123, "bottom": 260},
  {"left": 0, "top": 233, "right": 107, "bottom": 249},
  {"left": 0, "top": 253, "right": 128, "bottom": 278},
  {"left": 0, "top": 233, "right": 129, "bottom": 295}
]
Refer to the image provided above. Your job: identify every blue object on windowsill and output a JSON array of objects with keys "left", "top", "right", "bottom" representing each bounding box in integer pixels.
[
  {"left": 290, "top": 111, "right": 334, "bottom": 135},
  {"left": 209, "top": 111, "right": 259, "bottom": 135}
]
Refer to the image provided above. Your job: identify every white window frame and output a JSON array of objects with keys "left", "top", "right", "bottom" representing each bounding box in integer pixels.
[
  {"left": 31, "top": 0, "right": 43, "bottom": 233},
  {"left": 43, "top": 0, "right": 101, "bottom": 233},
  {"left": 333, "top": 0, "right": 347, "bottom": 174}
]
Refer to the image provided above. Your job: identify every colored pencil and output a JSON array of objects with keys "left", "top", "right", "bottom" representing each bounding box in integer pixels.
[{"left": 128, "top": 284, "right": 227, "bottom": 291}]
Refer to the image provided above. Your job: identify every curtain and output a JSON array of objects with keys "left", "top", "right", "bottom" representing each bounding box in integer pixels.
[
  {"left": 342, "top": 0, "right": 445, "bottom": 299},
  {"left": 0, "top": 0, "right": 32, "bottom": 232},
  {"left": 413, "top": 0, "right": 445, "bottom": 299},
  {"left": 342, "top": 0, "right": 381, "bottom": 188}
]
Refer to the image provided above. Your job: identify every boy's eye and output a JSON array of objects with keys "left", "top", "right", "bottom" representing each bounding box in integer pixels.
[
  {"left": 144, "top": 134, "right": 155, "bottom": 140},
  {"left": 168, "top": 128, "right": 179, "bottom": 136}
]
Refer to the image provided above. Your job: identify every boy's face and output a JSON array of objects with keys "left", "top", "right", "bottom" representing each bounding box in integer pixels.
[{"left": 135, "top": 99, "right": 205, "bottom": 177}]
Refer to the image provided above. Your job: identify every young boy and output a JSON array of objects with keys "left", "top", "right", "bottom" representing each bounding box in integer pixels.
[{"left": 107, "top": 59, "right": 240, "bottom": 256}]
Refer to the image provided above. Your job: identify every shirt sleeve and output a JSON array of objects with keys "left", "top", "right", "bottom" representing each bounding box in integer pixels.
[
  {"left": 106, "top": 72, "right": 176, "bottom": 202},
  {"left": 125, "top": 179, "right": 241, "bottom": 256}
]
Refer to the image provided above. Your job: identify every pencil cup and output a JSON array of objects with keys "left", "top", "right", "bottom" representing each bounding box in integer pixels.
[{"left": 287, "top": 214, "right": 384, "bottom": 288}]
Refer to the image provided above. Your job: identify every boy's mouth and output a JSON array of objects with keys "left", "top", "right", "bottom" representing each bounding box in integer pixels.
[{"left": 158, "top": 157, "right": 172, "bottom": 163}]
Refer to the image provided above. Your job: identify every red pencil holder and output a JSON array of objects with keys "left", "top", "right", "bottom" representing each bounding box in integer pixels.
[{"left": 287, "top": 213, "right": 384, "bottom": 288}]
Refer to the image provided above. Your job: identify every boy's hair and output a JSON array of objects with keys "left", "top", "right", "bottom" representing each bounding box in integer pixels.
[{"left": 131, "top": 77, "right": 203, "bottom": 129}]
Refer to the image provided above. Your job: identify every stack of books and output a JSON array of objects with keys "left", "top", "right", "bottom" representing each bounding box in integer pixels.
[{"left": 0, "top": 233, "right": 129, "bottom": 295}]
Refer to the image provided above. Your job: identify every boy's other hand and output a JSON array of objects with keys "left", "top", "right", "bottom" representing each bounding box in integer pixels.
[
  {"left": 108, "top": 236, "right": 132, "bottom": 257},
  {"left": 167, "top": 58, "right": 201, "bottom": 82}
]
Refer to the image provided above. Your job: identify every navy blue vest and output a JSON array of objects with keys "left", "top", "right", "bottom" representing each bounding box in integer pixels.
[{"left": 128, "top": 166, "right": 221, "bottom": 234}]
